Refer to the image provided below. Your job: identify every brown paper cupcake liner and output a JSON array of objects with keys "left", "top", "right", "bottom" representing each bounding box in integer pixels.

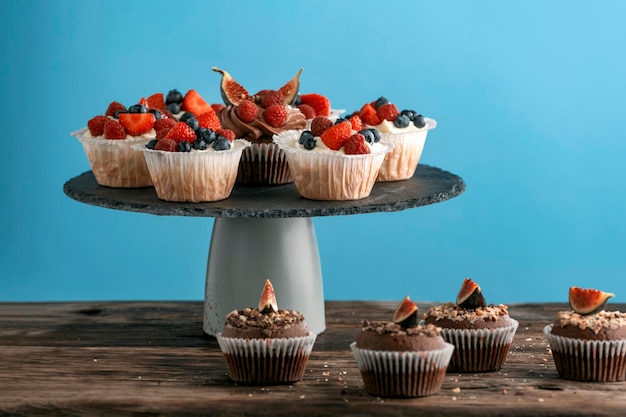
[{"left": 236, "top": 143, "right": 292, "bottom": 185}]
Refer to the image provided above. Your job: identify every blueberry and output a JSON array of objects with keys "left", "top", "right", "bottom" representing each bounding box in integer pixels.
[
  {"left": 401, "top": 109, "right": 418, "bottom": 121},
  {"left": 148, "top": 109, "right": 162, "bottom": 120},
  {"left": 374, "top": 97, "right": 389, "bottom": 108},
  {"left": 302, "top": 136, "right": 316, "bottom": 150},
  {"left": 166, "top": 89, "right": 183, "bottom": 105},
  {"left": 369, "top": 128, "right": 381, "bottom": 142},
  {"left": 113, "top": 109, "right": 127, "bottom": 119},
  {"left": 193, "top": 139, "right": 208, "bottom": 150},
  {"left": 167, "top": 102, "right": 180, "bottom": 114},
  {"left": 299, "top": 130, "right": 315, "bottom": 145},
  {"left": 359, "top": 129, "right": 375, "bottom": 144},
  {"left": 413, "top": 114, "right": 426, "bottom": 129},
  {"left": 177, "top": 141, "right": 192, "bottom": 152},
  {"left": 184, "top": 117, "right": 199, "bottom": 131},
  {"left": 146, "top": 139, "right": 158, "bottom": 149},
  {"left": 180, "top": 112, "right": 195, "bottom": 122},
  {"left": 198, "top": 128, "right": 217, "bottom": 144},
  {"left": 128, "top": 104, "right": 148, "bottom": 113},
  {"left": 213, "top": 137, "right": 231, "bottom": 151},
  {"left": 393, "top": 114, "right": 410, "bottom": 128}
]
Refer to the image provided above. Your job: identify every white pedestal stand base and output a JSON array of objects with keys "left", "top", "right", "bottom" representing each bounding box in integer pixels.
[{"left": 203, "top": 217, "right": 326, "bottom": 336}]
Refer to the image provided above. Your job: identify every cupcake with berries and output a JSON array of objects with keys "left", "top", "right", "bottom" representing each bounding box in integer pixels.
[
  {"left": 147, "top": 88, "right": 225, "bottom": 122},
  {"left": 71, "top": 99, "right": 163, "bottom": 187},
  {"left": 355, "top": 97, "right": 436, "bottom": 182},
  {"left": 138, "top": 108, "right": 249, "bottom": 203},
  {"left": 273, "top": 115, "right": 393, "bottom": 201},
  {"left": 213, "top": 67, "right": 307, "bottom": 185}
]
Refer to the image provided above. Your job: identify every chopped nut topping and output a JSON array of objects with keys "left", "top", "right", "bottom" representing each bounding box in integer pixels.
[
  {"left": 361, "top": 320, "right": 441, "bottom": 337},
  {"left": 423, "top": 302, "right": 509, "bottom": 324},
  {"left": 225, "top": 308, "right": 305, "bottom": 330},
  {"left": 556, "top": 310, "right": 626, "bottom": 334}
]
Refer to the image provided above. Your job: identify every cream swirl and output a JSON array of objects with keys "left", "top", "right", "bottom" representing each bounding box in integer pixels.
[{"left": 219, "top": 105, "right": 306, "bottom": 143}]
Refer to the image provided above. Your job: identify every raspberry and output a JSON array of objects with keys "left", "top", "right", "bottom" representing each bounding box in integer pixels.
[
  {"left": 263, "top": 104, "right": 288, "bottom": 128},
  {"left": 216, "top": 128, "right": 236, "bottom": 141},
  {"left": 105, "top": 101, "right": 127, "bottom": 118},
  {"left": 376, "top": 103, "right": 399, "bottom": 122},
  {"left": 103, "top": 119, "right": 126, "bottom": 139},
  {"left": 164, "top": 121, "right": 197, "bottom": 143},
  {"left": 154, "top": 117, "right": 176, "bottom": 132},
  {"left": 344, "top": 133, "right": 370, "bottom": 155},
  {"left": 310, "top": 116, "right": 333, "bottom": 136},
  {"left": 297, "top": 104, "right": 316, "bottom": 119},
  {"left": 261, "top": 90, "right": 285, "bottom": 109},
  {"left": 320, "top": 121, "right": 352, "bottom": 150},
  {"left": 197, "top": 110, "right": 221, "bottom": 131},
  {"left": 359, "top": 103, "right": 380, "bottom": 126},
  {"left": 236, "top": 100, "right": 259, "bottom": 123},
  {"left": 349, "top": 115, "right": 363, "bottom": 131},
  {"left": 156, "top": 128, "right": 171, "bottom": 141},
  {"left": 155, "top": 138, "right": 178, "bottom": 152},
  {"left": 299, "top": 93, "right": 331, "bottom": 116},
  {"left": 87, "top": 115, "right": 108, "bottom": 136}
]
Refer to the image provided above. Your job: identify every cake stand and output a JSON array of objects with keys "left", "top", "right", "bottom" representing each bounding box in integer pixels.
[{"left": 64, "top": 164, "right": 465, "bottom": 336}]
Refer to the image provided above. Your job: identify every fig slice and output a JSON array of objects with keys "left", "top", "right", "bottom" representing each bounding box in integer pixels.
[
  {"left": 392, "top": 296, "right": 419, "bottom": 328},
  {"left": 569, "top": 286, "right": 614, "bottom": 315},
  {"left": 277, "top": 68, "right": 303, "bottom": 105},
  {"left": 212, "top": 67, "right": 250, "bottom": 106},
  {"left": 258, "top": 279, "right": 278, "bottom": 314},
  {"left": 456, "top": 277, "right": 487, "bottom": 309}
]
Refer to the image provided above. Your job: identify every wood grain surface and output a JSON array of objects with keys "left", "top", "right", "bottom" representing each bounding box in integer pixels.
[{"left": 1, "top": 301, "right": 625, "bottom": 416}]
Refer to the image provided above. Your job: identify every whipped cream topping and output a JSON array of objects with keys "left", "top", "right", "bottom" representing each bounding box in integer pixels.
[
  {"left": 424, "top": 302, "right": 510, "bottom": 324},
  {"left": 361, "top": 320, "right": 441, "bottom": 337},
  {"left": 555, "top": 310, "right": 626, "bottom": 334}
]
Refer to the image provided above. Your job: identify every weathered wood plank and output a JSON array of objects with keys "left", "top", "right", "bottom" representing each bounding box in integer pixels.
[{"left": 0, "top": 301, "right": 625, "bottom": 416}]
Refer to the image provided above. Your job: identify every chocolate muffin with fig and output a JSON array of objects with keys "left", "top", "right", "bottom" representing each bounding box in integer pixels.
[{"left": 423, "top": 277, "right": 519, "bottom": 372}]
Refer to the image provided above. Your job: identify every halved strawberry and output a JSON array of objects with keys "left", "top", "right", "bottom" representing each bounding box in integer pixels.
[
  {"left": 181, "top": 89, "right": 212, "bottom": 116},
  {"left": 118, "top": 113, "right": 156, "bottom": 136},
  {"left": 320, "top": 121, "right": 352, "bottom": 150},
  {"left": 197, "top": 110, "right": 221, "bottom": 131},
  {"left": 359, "top": 103, "right": 381, "bottom": 126},
  {"left": 147, "top": 93, "right": 167, "bottom": 112},
  {"left": 164, "top": 121, "right": 196, "bottom": 143},
  {"left": 299, "top": 93, "right": 331, "bottom": 116}
]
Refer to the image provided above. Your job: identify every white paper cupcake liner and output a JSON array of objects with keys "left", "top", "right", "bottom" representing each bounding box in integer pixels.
[
  {"left": 236, "top": 142, "right": 292, "bottom": 185},
  {"left": 274, "top": 131, "right": 393, "bottom": 201},
  {"left": 216, "top": 332, "right": 317, "bottom": 384},
  {"left": 138, "top": 139, "right": 250, "bottom": 203},
  {"left": 72, "top": 127, "right": 153, "bottom": 188},
  {"left": 377, "top": 117, "right": 436, "bottom": 182},
  {"left": 544, "top": 325, "right": 626, "bottom": 382},
  {"left": 351, "top": 341, "right": 454, "bottom": 397},
  {"left": 438, "top": 319, "right": 519, "bottom": 372}
]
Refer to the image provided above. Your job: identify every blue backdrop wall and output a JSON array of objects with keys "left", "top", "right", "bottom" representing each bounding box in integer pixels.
[{"left": 1, "top": 0, "right": 625, "bottom": 304}]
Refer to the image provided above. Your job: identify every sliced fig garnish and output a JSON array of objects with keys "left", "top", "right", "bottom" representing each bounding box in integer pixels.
[
  {"left": 456, "top": 277, "right": 487, "bottom": 309},
  {"left": 569, "top": 286, "right": 614, "bottom": 315},
  {"left": 392, "top": 296, "right": 419, "bottom": 328},
  {"left": 258, "top": 279, "right": 278, "bottom": 314},
  {"left": 277, "top": 68, "right": 302, "bottom": 105},
  {"left": 212, "top": 67, "right": 250, "bottom": 106}
]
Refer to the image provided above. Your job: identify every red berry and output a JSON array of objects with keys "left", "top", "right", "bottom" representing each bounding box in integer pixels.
[
  {"left": 376, "top": 103, "right": 399, "bottom": 122},
  {"left": 87, "top": 115, "right": 108, "bottom": 136},
  {"left": 197, "top": 110, "right": 221, "bottom": 131},
  {"left": 147, "top": 93, "right": 166, "bottom": 111},
  {"left": 263, "top": 104, "right": 288, "bottom": 128},
  {"left": 164, "top": 121, "right": 196, "bottom": 143},
  {"left": 118, "top": 113, "right": 156, "bottom": 136},
  {"left": 211, "top": 103, "right": 225, "bottom": 113},
  {"left": 138, "top": 97, "right": 149, "bottom": 107},
  {"left": 299, "top": 93, "right": 330, "bottom": 116},
  {"left": 310, "top": 116, "right": 333, "bottom": 137},
  {"left": 297, "top": 104, "right": 316, "bottom": 119},
  {"left": 155, "top": 138, "right": 178, "bottom": 152},
  {"left": 156, "top": 128, "right": 171, "bottom": 141},
  {"left": 359, "top": 103, "right": 380, "bottom": 126},
  {"left": 181, "top": 89, "right": 212, "bottom": 116},
  {"left": 154, "top": 117, "right": 176, "bottom": 132},
  {"left": 217, "top": 128, "right": 236, "bottom": 141},
  {"left": 236, "top": 100, "right": 259, "bottom": 123},
  {"left": 103, "top": 119, "right": 126, "bottom": 139},
  {"left": 344, "top": 133, "right": 370, "bottom": 155},
  {"left": 261, "top": 90, "right": 285, "bottom": 109},
  {"left": 349, "top": 115, "right": 363, "bottom": 131},
  {"left": 320, "top": 121, "right": 352, "bottom": 150},
  {"left": 105, "top": 101, "right": 126, "bottom": 117}
]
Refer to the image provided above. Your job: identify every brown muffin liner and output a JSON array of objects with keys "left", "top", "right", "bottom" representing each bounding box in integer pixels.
[
  {"left": 350, "top": 342, "right": 454, "bottom": 398},
  {"left": 236, "top": 143, "right": 292, "bottom": 185},
  {"left": 216, "top": 332, "right": 317, "bottom": 385},
  {"left": 439, "top": 319, "right": 519, "bottom": 373},
  {"left": 544, "top": 325, "right": 626, "bottom": 382}
]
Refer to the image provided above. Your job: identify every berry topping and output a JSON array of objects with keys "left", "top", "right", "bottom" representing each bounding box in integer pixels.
[
  {"left": 297, "top": 104, "right": 316, "bottom": 119},
  {"left": 177, "top": 141, "right": 192, "bottom": 152},
  {"left": 118, "top": 113, "right": 156, "bottom": 136},
  {"left": 349, "top": 115, "right": 363, "bottom": 131},
  {"left": 103, "top": 119, "right": 126, "bottom": 139},
  {"left": 193, "top": 138, "right": 208, "bottom": 150},
  {"left": 298, "top": 130, "right": 316, "bottom": 150},
  {"left": 197, "top": 128, "right": 217, "bottom": 144},
  {"left": 148, "top": 109, "right": 163, "bottom": 120},
  {"left": 154, "top": 138, "right": 177, "bottom": 152},
  {"left": 165, "top": 89, "right": 183, "bottom": 105},
  {"left": 147, "top": 93, "right": 166, "bottom": 112},
  {"left": 184, "top": 116, "right": 199, "bottom": 131},
  {"left": 105, "top": 101, "right": 127, "bottom": 118},
  {"left": 154, "top": 117, "right": 176, "bottom": 132},
  {"left": 376, "top": 103, "right": 399, "bottom": 122},
  {"left": 414, "top": 114, "right": 426, "bottom": 128},
  {"left": 263, "top": 104, "right": 288, "bottom": 128},
  {"left": 213, "top": 136, "right": 231, "bottom": 150},
  {"left": 401, "top": 109, "right": 418, "bottom": 120},
  {"left": 155, "top": 128, "right": 171, "bottom": 141},
  {"left": 87, "top": 115, "right": 108, "bottom": 136},
  {"left": 260, "top": 90, "right": 285, "bottom": 109},
  {"left": 216, "top": 128, "right": 235, "bottom": 141},
  {"left": 299, "top": 93, "right": 331, "bottom": 117},
  {"left": 145, "top": 139, "right": 158, "bottom": 150},
  {"left": 359, "top": 103, "right": 381, "bottom": 126},
  {"left": 343, "top": 133, "right": 370, "bottom": 155},
  {"left": 128, "top": 104, "right": 148, "bottom": 114},
  {"left": 181, "top": 89, "right": 212, "bottom": 116},
  {"left": 167, "top": 102, "right": 181, "bottom": 114},
  {"left": 236, "top": 100, "right": 259, "bottom": 123},
  {"left": 374, "top": 96, "right": 389, "bottom": 108},
  {"left": 320, "top": 121, "right": 352, "bottom": 150},
  {"left": 197, "top": 110, "right": 221, "bottom": 131},
  {"left": 393, "top": 113, "right": 411, "bottom": 128},
  {"left": 358, "top": 129, "right": 375, "bottom": 144},
  {"left": 370, "top": 128, "right": 382, "bottom": 142},
  {"left": 310, "top": 116, "right": 333, "bottom": 136},
  {"left": 164, "top": 121, "right": 196, "bottom": 144}
]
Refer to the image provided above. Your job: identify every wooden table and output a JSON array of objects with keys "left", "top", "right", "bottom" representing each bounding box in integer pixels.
[{"left": 1, "top": 301, "right": 624, "bottom": 416}]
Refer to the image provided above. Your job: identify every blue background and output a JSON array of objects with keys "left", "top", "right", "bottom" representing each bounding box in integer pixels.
[{"left": 1, "top": 0, "right": 625, "bottom": 305}]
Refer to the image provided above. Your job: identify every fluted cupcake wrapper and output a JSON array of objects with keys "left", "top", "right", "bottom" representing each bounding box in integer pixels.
[
  {"left": 139, "top": 140, "right": 249, "bottom": 203},
  {"left": 438, "top": 319, "right": 519, "bottom": 373},
  {"left": 72, "top": 128, "right": 153, "bottom": 188},
  {"left": 216, "top": 332, "right": 317, "bottom": 385},
  {"left": 376, "top": 118, "right": 436, "bottom": 182},
  {"left": 350, "top": 342, "right": 454, "bottom": 398},
  {"left": 236, "top": 142, "right": 292, "bottom": 185},
  {"left": 544, "top": 325, "right": 626, "bottom": 382}
]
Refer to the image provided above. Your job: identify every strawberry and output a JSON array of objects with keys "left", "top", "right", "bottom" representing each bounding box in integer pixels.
[
  {"left": 297, "top": 104, "right": 316, "bottom": 119},
  {"left": 376, "top": 103, "right": 399, "bottom": 122},
  {"left": 299, "top": 93, "right": 330, "bottom": 116},
  {"left": 181, "top": 89, "right": 212, "bottom": 116},
  {"left": 344, "top": 133, "right": 370, "bottom": 155},
  {"left": 138, "top": 97, "right": 149, "bottom": 108},
  {"left": 261, "top": 90, "right": 285, "bottom": 109},
  {"left": 105, "top": 101, "right": 126, "bottom": 117},
  {"left": 147, "top": 93, "right": 167, "bottom": 111},
  {"left": 310, "top": 116, "right": 333, "bottom": 136},
  {"left": 263, "top": 104, "right": 288, "bottom": 127},
  {"left": 87, "top": 115, "right": 108, "bottom": 136},
  {"left": 154, "top": 117, "right": 176, "bottom": 132},
  {"left": 359, "top": 103, "right": 380, "bottom": 126},
  {"left": 320, "top": 121, "right": 352, "bottom": 150},
  {"left": 103, "top": 119, "right": 126, "bottom": 139},
  {"left": 236, "top": 100, "right": 259, "bottom": 123},
  {"left": 118, "top": 113, "right": 156, "bottom": 136},
  {"left": 217, "top": 128, "right": 236, "bottom": 141},
  {"left": 211, "top": 103, "right": 225, "bottom": 113},
  {"left": 349, "top": 115, "right": 363, "bottom": 131},
  {"left": 155, "top": 138, "right": 178, "bottom": 152},
  {"left": 197, "top": 110, "right": 221, "bottom": 131},
  {"left": 164, "top": 121, "right": 196, "bottom": 143}
]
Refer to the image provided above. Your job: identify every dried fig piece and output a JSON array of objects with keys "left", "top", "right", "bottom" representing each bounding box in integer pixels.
[
  {"left": 277, "top": 68, "right": 302, "bottom": 105},
  {"left": 456, "top": 277, "right": 487, "bottom": 309},
  {"left": 569, "top": 286, "right": 614, "bottom": 315},
  {"left": 258, "top": 279, "right": 278, "bottom": 314},
  {"left": 212, "top": 67, "right": 250, "bottom": 106},
  {"left": 392, "top": 296, "right": 419, "bottom": 328}
]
